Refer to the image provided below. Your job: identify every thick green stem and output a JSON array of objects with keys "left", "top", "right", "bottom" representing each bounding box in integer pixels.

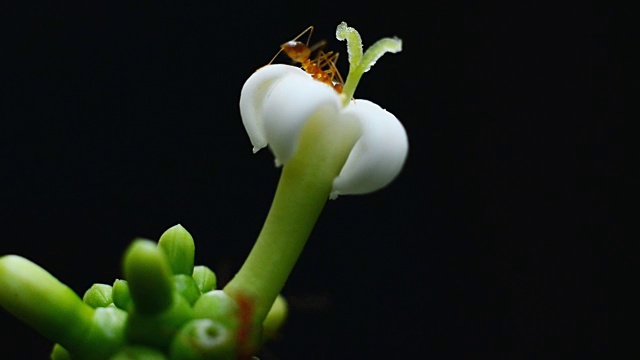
[
  {"left": 224, "top": 114, "right": 359, "bottom": 324},
  {"left": 0, "top": 255, "right": 94, "bottom": 346},
  {"left": 0, "top": 255, "right": 127, "bottom": 358}
]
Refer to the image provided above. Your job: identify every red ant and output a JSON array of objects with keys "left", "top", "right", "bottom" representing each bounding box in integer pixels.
[{"left": 269, "top": 26, "right": 344, "bottom": 94}]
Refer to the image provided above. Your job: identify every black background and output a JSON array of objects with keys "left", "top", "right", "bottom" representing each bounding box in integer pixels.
[{"left": 0, "top": 1, "right": 618, "bottom": 359}]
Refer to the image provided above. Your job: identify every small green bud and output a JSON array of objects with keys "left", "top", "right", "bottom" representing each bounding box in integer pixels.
[
  {"left": 0, "top": 255, "right": 94, "bottom": 348},
  {"left": 123, "top": 239, "right": 173, "bottom": 315},
  {"left": 172, "top": 274, "right": 201, "bottom": 306},
  {"left": 108, "top": 346, "right": 168, "bottom": 360},
  {"left": 262, "top": 294, "right": 288, "bottom": 339},
  {"left": 169, "top": 319, "right": 237, "bottom": 360},
  {"left": 83, "top": 283, "right": 113, "bottom": 308},
  {"left": 192, "top": 265, "right": 217, "bottom": 293},
  {"left": 125, "top": 293, "right": 194, "bottom": 351},
  {"left": 192, "top": 290, "right": 240, "bottom": 330},
  {"left": 158, "top": 224, "right": 195, "bottom": 276},
  {"left": 72, "top": 306, "right": 127, "bottom": 359},
  {"left": 51, "top": 344, "right": 71, "bottom": 360},
  {"left": 112, "top": 279, "right": 132, "bottom": 311}
]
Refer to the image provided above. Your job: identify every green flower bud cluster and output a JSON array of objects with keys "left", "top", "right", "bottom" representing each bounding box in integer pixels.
[{"left": 0, "top": 225, "right": 288, "bottom": 359}]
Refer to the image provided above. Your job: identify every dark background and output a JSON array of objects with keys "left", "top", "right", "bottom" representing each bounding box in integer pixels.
[{"left": 0, "top": 1, "right": 618, "bottom": 359}]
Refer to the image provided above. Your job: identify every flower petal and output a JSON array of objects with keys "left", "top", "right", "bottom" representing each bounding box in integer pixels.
[
  {"left": 261, "top": 70, "right": 342, "bottom": 166},
  {"left": 330, "top": 100, "right": 408, "bottom": 199},
  {"left": 240, "top": 64, "right": 342, "bottom": 166},
  {"left": 239, "top": 64, "right": 305, "bottom": 153}
]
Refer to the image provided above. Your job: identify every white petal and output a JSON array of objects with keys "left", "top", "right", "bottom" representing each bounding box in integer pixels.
[
  {"left": 240, "top": 64, "right": 342, "bottom": 166},
  {"left": 260, "top": 70, "right": 341, "bottom": 165},
  {"left": 239, "top": 64, "right": 306, "bottom": 153},
  {"left": 330, "top": 100, "right": 408, "bottom": 199}
]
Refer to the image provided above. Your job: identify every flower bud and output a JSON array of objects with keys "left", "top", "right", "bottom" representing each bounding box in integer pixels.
[
  {"left": 158, "top": 224, "right": 195, "bottom": 276},
  {"left": 123, "top": 239, "right": 174, "bottom": 315},
  {"left": 169, "top": 319, "right": 237, "bottom": 360},
  {"left": 83, "top": 283, "right": 113, "bottom": 308},
  {"left": 109, "top": 346, "right": 168, "bottom": 359},
  {"left": 172, "top": 274, "right": 201, "bottom": 306},
  {"left": 192, "top": 265, "right": 217, "bottom": 293},
  {"left": 112, "top": 279, "right": 132, "bottom": 311}
]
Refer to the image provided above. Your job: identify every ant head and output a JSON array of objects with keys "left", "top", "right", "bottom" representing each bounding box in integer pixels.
[{"left": 281, "top": 41, "right": 311, "bottom": 63}]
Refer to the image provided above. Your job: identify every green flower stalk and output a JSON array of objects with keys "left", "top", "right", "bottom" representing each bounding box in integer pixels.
[{"left": 229, "top": 21, "right": 407, "bottom": 327}]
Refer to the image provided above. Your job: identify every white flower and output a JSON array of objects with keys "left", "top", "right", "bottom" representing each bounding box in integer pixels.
[{"left": 239, "top": 64, "right": 408, "bottom": 199}]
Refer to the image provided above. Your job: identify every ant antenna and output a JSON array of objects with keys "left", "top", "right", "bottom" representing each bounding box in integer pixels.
[{"left": 268, "top": 26, "right": 315, "bottom": 65}]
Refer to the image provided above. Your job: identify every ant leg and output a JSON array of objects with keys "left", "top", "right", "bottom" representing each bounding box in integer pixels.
[
  {"left": 319, "top": 51, "right": 344, "bottom": 86},
  {"left": 308, "top": 39, "right": 328, "bottom": 55},
  {"left": 290, "top": 25, "right": 314, "bottom": 46}
]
